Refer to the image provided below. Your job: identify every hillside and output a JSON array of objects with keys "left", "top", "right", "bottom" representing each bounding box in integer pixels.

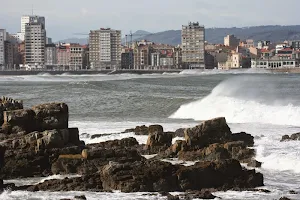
[
  {"left": 136, "top": 25, "right": 300, "bottom": 45},
  {"left": 56, "top": 25, "right": 300, "bottom": 46}
]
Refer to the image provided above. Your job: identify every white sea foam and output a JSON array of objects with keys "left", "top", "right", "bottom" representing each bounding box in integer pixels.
[
  {"left": 4, "top": 174, "right": 81, "bottom": 187},
  {"left": 70, "top": 120, "right": 197, "bottom": 145},
  {"left": 179, "top": 68, "right": 270, "bottom": 75},
  {"left": 0, "top": 190, "right": 166, "bottom": 200},
  {"left": 170, "top": 76, "right": 300, "bottom": 127}
]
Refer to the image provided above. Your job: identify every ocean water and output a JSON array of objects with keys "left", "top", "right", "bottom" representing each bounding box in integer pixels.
[{"left": 1, "top": 69, "right": 300, "bottom": 199}]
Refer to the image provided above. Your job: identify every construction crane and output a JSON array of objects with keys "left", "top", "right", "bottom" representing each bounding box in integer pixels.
[{"left": 125, "top": 31, "right": 152, "bottom": 48}]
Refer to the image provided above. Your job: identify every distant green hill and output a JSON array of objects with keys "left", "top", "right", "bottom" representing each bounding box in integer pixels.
[{"left": 57, "top": 25, "right": 300, "bottom": 46}]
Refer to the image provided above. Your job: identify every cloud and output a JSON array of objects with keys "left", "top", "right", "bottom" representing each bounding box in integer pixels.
[{"left": 80, "top": 8, "right": 88, "bottom": 16}]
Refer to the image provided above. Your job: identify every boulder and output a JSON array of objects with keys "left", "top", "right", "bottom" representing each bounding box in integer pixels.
[
  {"left": 0, "top": 97, "right": 23, "bottom": 125},
  {"left": 281, "top": 132, "right": 300, "bottom": 142},
  {"left": 52, "top": 144, "right": 145, "bottom": 175},
  {"left": 279, "top": 197, "right": 291, "bottom": 200},
  {"left": 25, "top": 174, "right": 102, "bottom": 192},
  {"left": 146, "top": 131, "right": 173, "bottom": 154},
  {"left": 231, "top": 132, "right": 254, "bottom": 147},
  {"left": 247, "top": 160, "right": 262, "bottom": 168},
  {"left": 2, "top": 109, "right": 36, "bottom": 134},
  {"left": 100, "top": 160, "right": 179, "bottom": 192},
  {"left": 184, "top": 117, "right": 232, "bottom": 149},
  {"left": 178, "top": 143, "right": 230, "bottom": 162},
  {"left": 1, "top": 129, "right": 83, "bottom": 152},
  {"left": 185, "top": 190, "right": 217, "bottom": 199},
  {"left": 177, "top": 159, "right": 263, "bottom": 191},
  {"left": 174, "top": 128, "right": 185, "bottom": 137},
  {"left": 32, "top": 103, "right": 69, "bottom": 131},
  {"left": 99, "top": 159, "right": 263, "bottom": 193},
  {"left": 123, "top": 125, "right": 149, "bottom": 135}
]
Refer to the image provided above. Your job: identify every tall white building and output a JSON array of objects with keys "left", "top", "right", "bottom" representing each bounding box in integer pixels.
[
  {"left": 25, "top": 20, "right": 46, "bottom": 67},
  {"left": 0, "top": 29, "right": 6, "bottom": 67},
  {"left": 20, "top": 15, "right": 45, "bottom": 41},
  {"left": 181, "top": 22, "right": 205, "bottom": 69},
  {"left": 89, "top": 28, "right": 121, "bottom": 69}
]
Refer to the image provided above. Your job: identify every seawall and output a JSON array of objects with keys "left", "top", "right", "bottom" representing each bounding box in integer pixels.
[{"left": 0, "top": 69, "right": 183, "bottom": 76}]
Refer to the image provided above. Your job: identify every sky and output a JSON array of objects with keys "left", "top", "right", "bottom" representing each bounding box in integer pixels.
[{"left": 1, "top": 0, "right": 300, "bottom": 41}]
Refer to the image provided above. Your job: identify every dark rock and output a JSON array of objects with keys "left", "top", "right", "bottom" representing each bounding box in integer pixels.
[
  {"left": 289, "top": 190, "right": 298, "bottom": 194},
  {"left": 74, "top": 195, "right": 87, "bottom": 200},
  {"left": 184, "top": 117, "right": 232, "bottom": 149},
  {"left": 281, "top": 135, "right": 290, "bottom": 142},
  {"left": 145, "top": 130, "right": 173, "bottom": 154},
  {"left": 167, "top": 194, "right": 180, "bottom": 200},
  {"left": 90, "top": 133, "right": 113, "bottom": 139},
  {"left": 231, "top": 132, "right": 254, "bottom": 147},
  {"left": 99, "top": 159, "right": 263, "bottom": 193},
  {"left": 281, "top": 133, "right": 300, "bottom": 142},
  {"left": 174, "top": 128, "right": 185, "bottom": 137},
  {"left": 52, "top": 140, "right": 144, "bottom": 175},
  {"left": 178, "top": 143, "right": 230, "bottom": 162},
  {"left": 123, "top": 125, "right": 149, "bottom": 135},
  {"left": 177, "top": 159, "right": 263, "bottom": 191},
  {"left": 2, "top": 109, "right": 36, "bottom": 134},
  {"left": 279, "top": 197, "right": 291, "bottom": 200},
  {"left": 185, "top": 190, "right": 217, "bottom": 199},
  {"left": 247, "top": 160, "right": 262, "bottom": 168},
  {"left": 25, "top": 174, "right": 102, "bottom": 192},
  {"left": 0, "top": 96, "right": 23, "bottom": 125},
  {"left": 32, "top": 102, "right": 69, "bottom": 131}
]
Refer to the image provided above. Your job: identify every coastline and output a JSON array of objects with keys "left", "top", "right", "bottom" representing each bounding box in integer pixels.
[
  {"left": 0, "top": 69, "right": 183, "bottom": 76},
  {"left": 0, "top": 68, "right": 300, "bottom": 76}
]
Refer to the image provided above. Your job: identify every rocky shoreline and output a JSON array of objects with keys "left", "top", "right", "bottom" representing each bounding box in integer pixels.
[{"left": 0, "top": 97, "right": 269, "bottom": 199}]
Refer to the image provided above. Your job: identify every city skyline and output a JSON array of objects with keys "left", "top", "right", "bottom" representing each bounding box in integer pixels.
[{"left": 1, "top": 0, "right": 300, "bottom": 41}]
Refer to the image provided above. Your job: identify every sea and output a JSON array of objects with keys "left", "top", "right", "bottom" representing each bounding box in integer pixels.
[{"left": 1, "top": 69, "right": 300, "bottom": 200}]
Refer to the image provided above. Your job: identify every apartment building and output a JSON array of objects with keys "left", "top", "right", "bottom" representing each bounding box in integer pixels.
[
  {"left": 45, "top": 44, "right": 57, "bottom": 67},
  {"left": 24, "top": 21, "right": 46, "bottom": 67},
  {"left": 181, "top": 22, "right": 205, "bottom": 69},
  {"left": 0, "top": 29, "right": 6, "bottom": 67},
  {"left": 70, "top": 44, "right": 84, "bottom": 70},
  {"left": 20, "top": 15, "right": 45, "bottom": 41},
  {"left": 224, "top": 35, "right": 240, "bottom": 48},
  {"left": 89, "top": 28, "right": 121, "bottom": 69},
  {"left": 57, "top": 44, "right": 70, "bottom": 68}
]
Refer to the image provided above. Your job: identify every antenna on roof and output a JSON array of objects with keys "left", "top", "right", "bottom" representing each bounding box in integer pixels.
[{"left": 31, "top": 4, "right": 34, "bottom": 15}]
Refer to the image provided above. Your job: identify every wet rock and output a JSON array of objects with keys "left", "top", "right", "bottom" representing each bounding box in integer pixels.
[
  {"left": 25, "top": 174, "right": 102, "bottom": 192},
  {"left": 2, "top": 109, "right": 36, "bottom": 134},
  {"left": 231, "top": 132, "right": 254, "bottom": 147},
  {"left": 174, "top": 128, "right": 185, "bottom": 137},
  {"left": 32, "top": 103, "right": 69, "bottom": 131},
  {"left": 167, "top": 194, "right": 180, "bottom": 200},
  {"left": 52, "top": 140, "right": 145, "bottom": 175},
  {"left": 185, "top": 190, "right": 217, "bottom": 199},
  {"left": 0, "top": 96, "right": 23, "bottom": 125},
  {"left": 99, "top": 159, "right": 263, "bottom": 193},
  {"left": 178, "top": 143, "right": 230, "bottom": 162},
  {"left": 177, "top": 159, "right": 263, "bottom": 191},
  {"left": 279, "top": 197, "right": 291, "bottom": 200},
  {"left": 281, "top": 133, "right": 300, "bottom": 142},
  {"left": 145, "top": 130, "right": 173, "bottom": 154},
  {"left": 123, "top": 125, "right": 149, "bottom": 135},
  {"left": 74, "top": 195, "right": 87, "bottom": 200},
  {"left": 289, "top": 190, "right": 298, "bottom": 194},
  {"left": 100, "top": 160, "right": 179, "bottom": 192},
  {"left": 247, "top": 159, "right": 262, "bottom": 168},
  {"left": 2, "top": 102, "right": 68, "bottom": 135},
  {"left": 184, "top": 117, "right": 232, "bottom": 149}
]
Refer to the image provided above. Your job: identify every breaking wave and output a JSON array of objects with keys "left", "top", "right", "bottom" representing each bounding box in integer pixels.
[{"left": 170, "top": 76, "right": 300, "bottom": 126}]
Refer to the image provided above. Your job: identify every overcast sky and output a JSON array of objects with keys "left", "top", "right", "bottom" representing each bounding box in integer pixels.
[{"left": 1, "top": 0, "right": 299, "bottom": 41}]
